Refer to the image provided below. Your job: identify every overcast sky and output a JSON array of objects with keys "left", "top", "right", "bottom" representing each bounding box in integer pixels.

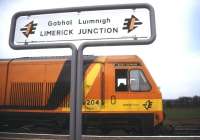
[{"left": 0, "top": 0, "right": 200, "bottom": 99}]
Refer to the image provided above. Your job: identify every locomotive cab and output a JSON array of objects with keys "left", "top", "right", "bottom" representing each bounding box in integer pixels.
[{"left": 83, "top": 55, "right": 164, "bottom": 134}]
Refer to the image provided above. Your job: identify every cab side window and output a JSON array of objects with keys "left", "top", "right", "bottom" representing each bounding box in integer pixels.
[
  {"left": 115, "top": 69, "right": 128, "bottom": 91},
  {"left": 130, "top": 70, "right": 151, "bottom": 91}
]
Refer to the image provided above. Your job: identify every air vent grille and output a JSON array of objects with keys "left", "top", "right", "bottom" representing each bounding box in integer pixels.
[
  {"left": 10, "top": 82, "right": 43, "bottom": 107},
  {"left": 9, "top": 82, "right": 69, "bottom": 108}
]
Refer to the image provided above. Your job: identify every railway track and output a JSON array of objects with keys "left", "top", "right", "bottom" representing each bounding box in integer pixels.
[
  {"left": 1, "top": 121, "right": 200, "bottom": 137},
  {"left": 174, "top": 124, "right": 200, "bottom": 136},
  {"left": 0, "top": 132, "right": 200, "bottom": 140}
]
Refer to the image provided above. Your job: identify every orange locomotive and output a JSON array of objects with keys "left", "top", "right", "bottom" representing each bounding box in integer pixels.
[{"left": 0, "top": 55, "right": 164, "bottom": 134}]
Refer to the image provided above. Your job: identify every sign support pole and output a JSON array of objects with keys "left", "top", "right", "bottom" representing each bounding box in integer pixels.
[{"left": 69, "top": 45, "right": 77, "bottom": 140}]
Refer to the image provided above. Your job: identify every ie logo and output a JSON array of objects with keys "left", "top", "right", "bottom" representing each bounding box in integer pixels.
[
  {"left": 143, "top": 100, "right": 152, "bottom": 110},
  {"left": 123, "top": 15, "right": 142, "bottom": 33},
  {"left": 20, "top": 21, "right": 37, "bottom": 38}
]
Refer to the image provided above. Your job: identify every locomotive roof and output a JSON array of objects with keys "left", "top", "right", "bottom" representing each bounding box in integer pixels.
[{"left": 0, "top": 55, "right": 143, "bottom": 63}]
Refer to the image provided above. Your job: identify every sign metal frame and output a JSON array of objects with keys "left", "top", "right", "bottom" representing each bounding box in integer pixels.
[
  {"left": 9, "top": 3, "right": 156, "bottom": 49},
  {"left": 9, "top": 3, "right": 156, "bottom": 140}
]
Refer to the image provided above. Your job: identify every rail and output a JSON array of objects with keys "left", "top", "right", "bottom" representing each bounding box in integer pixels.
[{"left": 0, "top": 132, "right": 200, "bottom": 140}]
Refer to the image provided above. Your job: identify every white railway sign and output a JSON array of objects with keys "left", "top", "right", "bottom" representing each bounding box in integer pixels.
[{"left": 9, "top": 4, "right": 156, "bottom": 49}]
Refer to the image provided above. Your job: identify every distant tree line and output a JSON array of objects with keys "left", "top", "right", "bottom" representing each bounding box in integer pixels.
[{"left": 164, "top": 96, "right": 200, "bottom": 108}]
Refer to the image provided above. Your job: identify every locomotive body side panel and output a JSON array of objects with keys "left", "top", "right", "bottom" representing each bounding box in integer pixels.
[
  {"left": 83, "top": 63, "right": 104, "bottom": 112},
  {"left": 5, "top": 62, "right": 46, "bottom": 108},
  {"left": 1, "top": 58, "right": 71, "bottom": 113},
  {"left": 0, "top": 61, "right": 8, "bottom": 106},
  {"left": 44, "top": 60, "right": 71, "bottom": 113}
]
